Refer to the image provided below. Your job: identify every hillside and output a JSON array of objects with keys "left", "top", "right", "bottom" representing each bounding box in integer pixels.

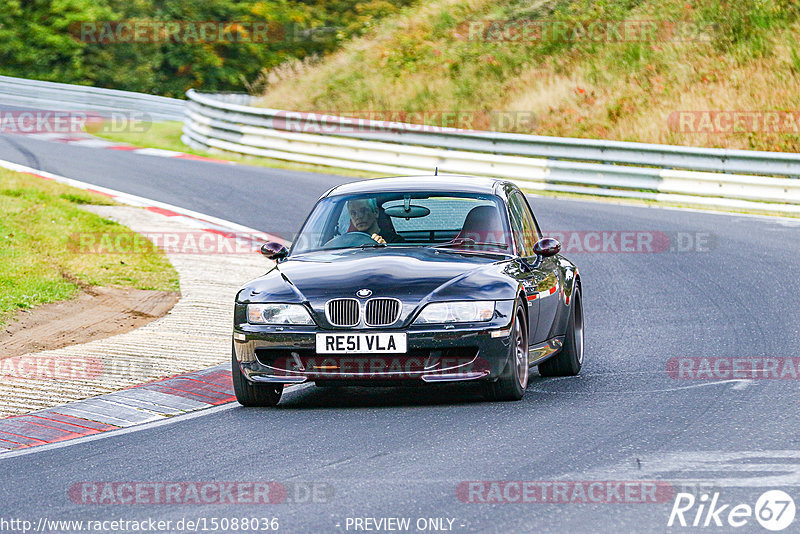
[{"left": 254, "top": 0, "right": 800, "bottom": 152}]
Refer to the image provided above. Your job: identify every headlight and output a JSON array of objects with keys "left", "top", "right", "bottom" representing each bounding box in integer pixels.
[
  {"left": 247, "top": 303, "right": 314, "bottom": 325},
  {"left": 414, "top": 301, "right": 495, "bottom": 324}
]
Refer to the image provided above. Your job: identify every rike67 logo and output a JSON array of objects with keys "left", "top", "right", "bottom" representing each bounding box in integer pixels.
[{"left": 668, "top": 490, "right": 796, "bottom": 531}]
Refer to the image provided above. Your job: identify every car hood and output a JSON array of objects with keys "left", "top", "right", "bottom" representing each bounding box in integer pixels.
[{"left": 238, "top": 247, "right": 519, "bottom": 325}]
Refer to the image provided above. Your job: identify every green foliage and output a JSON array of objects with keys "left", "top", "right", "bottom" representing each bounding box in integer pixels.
[
  {"left": 791, "top": 46, "right": 800, "bottom": 73},
  {"left": 0, "top": 0, "right": 416, "bottom": 97},
  {"left": 698, "top": 0, "right": 799, "bottom": 60}
]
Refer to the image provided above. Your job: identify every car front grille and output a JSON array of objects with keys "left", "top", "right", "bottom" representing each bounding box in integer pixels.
[
  {"left": 326, "top": 298, "right": 360, "bottom": 327},
  {"left": 365, "top": 298, "right": 401, "bottom": 326},
  {"left": 325, "top": 297, "right": 402, "bottom": 327}
]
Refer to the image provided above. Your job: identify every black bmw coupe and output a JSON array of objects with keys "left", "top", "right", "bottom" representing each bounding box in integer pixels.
[{"left": 232, "top": 176, "right": 583, "bottom": 405}]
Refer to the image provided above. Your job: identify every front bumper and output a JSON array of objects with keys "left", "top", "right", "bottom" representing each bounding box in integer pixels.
[{"left": 233, "top": 306, "right": 515, "bottom": 386}]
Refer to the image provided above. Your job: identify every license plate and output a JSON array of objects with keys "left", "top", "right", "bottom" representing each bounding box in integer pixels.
[{"left": 315, "top": 333, "right": 407, "bottom": 354}]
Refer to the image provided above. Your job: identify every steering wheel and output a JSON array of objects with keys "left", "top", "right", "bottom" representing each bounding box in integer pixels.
[{"left": 323, "top": 231, "right": 377, "bottom": 248}]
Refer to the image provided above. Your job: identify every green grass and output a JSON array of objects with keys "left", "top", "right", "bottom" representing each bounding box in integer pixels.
[
  {"left": 0, "top": 168, "right": 179, "bottom": 326},
  {"left": 92, "top": 121, "right": 386, "bottom": 179},
  {"left": 253, "top": 0, "right": 800, "bottom": 152},
  {"left": 89, "top": 121, "right": 188, "bottom": 154}
]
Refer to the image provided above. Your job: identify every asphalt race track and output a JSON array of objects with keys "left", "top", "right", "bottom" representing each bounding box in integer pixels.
[{"left": 1, "top": 128, "right": 799, "bottom": 533}]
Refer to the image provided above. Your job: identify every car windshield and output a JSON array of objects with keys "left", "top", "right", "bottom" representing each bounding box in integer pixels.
[{"left": 290, "top": 192, "right": 512, "bottom": 255}]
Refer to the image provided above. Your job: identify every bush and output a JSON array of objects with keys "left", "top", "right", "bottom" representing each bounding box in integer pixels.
[{"left": 0, "top": 0, "right": 416, "bottom": 97}]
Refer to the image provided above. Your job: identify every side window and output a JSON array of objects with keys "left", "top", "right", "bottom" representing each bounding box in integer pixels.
[
  {"left": 336, "top": 206, "right": 351, "bottom": 234},
  {"left": 509, "top": 192, "right": 538, "bottom": 256},
  {"left": 519, "top": 194, "right": 542, "bottom": 241},
  {"left": 507, "top": 195, "right": 528, "bottom": 256}
]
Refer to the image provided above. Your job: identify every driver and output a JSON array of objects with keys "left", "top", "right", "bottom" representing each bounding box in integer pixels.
[{"left": 346, "top": 198, "right": 402, "bottom": 244}]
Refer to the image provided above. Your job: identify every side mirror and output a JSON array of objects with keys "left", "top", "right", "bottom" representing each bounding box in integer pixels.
[
  {"left": 533, "top": 237, "right": 561, "bottom": 257},
  {"left": 260, "top": 242, "right": 288, "bottom": 261}
]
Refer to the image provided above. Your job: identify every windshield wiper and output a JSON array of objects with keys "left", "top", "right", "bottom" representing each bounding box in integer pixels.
[{"left": 359, "top": 242, "right": 387, "bottom": 248}]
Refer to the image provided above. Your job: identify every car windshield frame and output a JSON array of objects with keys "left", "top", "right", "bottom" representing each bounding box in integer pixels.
[{"left": 287, "top": 191, "right": 514, "bottom": 256}]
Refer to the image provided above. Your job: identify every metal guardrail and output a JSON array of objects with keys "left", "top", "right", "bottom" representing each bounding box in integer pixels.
[
  {"left": 183, "top": 90, "right": 800, "bottom": 213},
  {"left": 184, "top": 90, "right": 800, "bottom": 178},
  {"left": 5, "top": 76, "right": 793, "bottom": 212},
  {"left": 0, "top": 75, "right": 185, "bottom": 121}
]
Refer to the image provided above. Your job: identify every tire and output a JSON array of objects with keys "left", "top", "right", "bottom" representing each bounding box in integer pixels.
[
  {"left": 538, "top": 286, "right": 583, "bottom": 377},
  {"left": 484, "top": 301, "right": 529, "bottom": 401},
  {"left": 231, "top": 344, "right": 283, "bottom": 407}
]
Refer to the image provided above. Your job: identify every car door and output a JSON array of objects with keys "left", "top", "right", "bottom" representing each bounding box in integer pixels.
[
  {"left": 517, "top": 192, "right": 563, "bottom": 343},
  {"left": 505, "top": 190, "right": 540, "bottom": 347},
  {"left": 510, "top": 191, "right": 562, "bottom": 344}
]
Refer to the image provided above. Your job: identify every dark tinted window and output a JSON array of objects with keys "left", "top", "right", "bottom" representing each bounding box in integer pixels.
[
  {"left": 291, "top": 192, "right": 511, "bottom": 254},
  {"left": 508, "top": 192, "right": 539, "bottom": 256}
]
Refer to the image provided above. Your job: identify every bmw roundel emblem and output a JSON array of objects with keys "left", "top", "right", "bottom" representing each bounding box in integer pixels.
[{"left": 356, "top": 288, "right": 372, "bottom": 298}]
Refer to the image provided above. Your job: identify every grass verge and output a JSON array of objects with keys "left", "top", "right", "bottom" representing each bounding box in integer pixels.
[{"left": 0, "top": 168, "right": 179, "bottom": 326}]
